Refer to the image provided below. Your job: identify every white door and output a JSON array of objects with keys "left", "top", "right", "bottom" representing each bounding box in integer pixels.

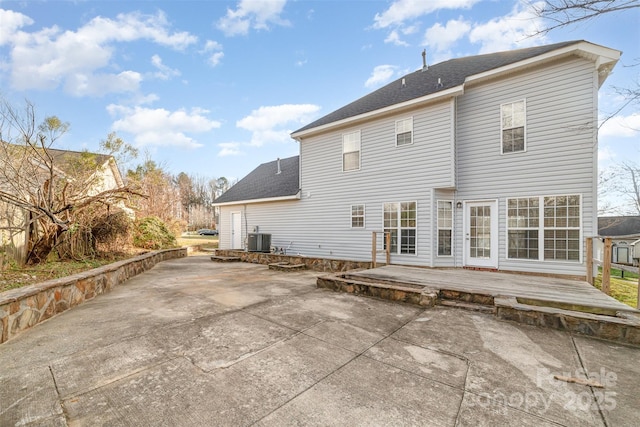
[
  {"left": 231, "top": 212, "right": 242, "bottom": 249},
  {"left": 464, "top": 201, "right": 498, "bottom": 268}
]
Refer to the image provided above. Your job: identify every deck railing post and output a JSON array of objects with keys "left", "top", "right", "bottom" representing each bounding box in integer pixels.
[
  {"left": 602, "top": 237, "right": 612, "bottom": 295},
  {"left": 385, "top": 232, "right": 391, "bottom": 265},
  {"left": 372, "top": 232, "right": 377, "bottom": 269},
  {"left": 586, "top": 237, "right": 593, "bottom": 285}
]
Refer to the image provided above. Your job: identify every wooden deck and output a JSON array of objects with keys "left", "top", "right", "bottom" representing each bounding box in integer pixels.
[{"left": 348, "top": 265, "right": 637, "bottom": 313}]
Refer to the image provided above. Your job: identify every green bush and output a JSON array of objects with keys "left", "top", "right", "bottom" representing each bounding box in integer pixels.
[{"left": 133, "top": 216, "right": 177, "bottom": 250}]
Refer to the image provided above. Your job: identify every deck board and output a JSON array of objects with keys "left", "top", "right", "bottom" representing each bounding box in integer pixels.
[{"left": 349, "top": 266, "right": 637, "bottom": 313}]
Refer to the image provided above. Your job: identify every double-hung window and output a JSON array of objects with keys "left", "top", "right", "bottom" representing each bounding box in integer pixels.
[
  {"left": 384, "top": 202, "right": 417, "bottom": 254},
  {"left": 437, "top": 200, "right": 453, "bottom": 256},
  {"left": 507, "top": 195, "right": 581, "bottom": 261},
  {"left": 395, "top": 117, "right": 413, "bottom": 146},
  {"left": 351, "top": 204, "right": 365, "bottom": 228},
  {"left": 501, "top": 100, "right": 526, "bottom": 153},
  {"left": 343, "top": 131, "right": 361, "bottom": 171}
]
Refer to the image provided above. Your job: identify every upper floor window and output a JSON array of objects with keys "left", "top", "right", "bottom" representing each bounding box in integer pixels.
[
  {"left": 351, "top": 204, "right": 365, "bottom": 228},
  {"left": 395, "top": 117, "right": 413, "bottom": 146},
  {"left": 501, "top": 100, "right": 526, "bottom": 154},
  {"left": 343, "top": 130, "right": 361, "bottom": 171}
]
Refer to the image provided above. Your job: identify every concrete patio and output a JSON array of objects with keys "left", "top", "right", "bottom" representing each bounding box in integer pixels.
[{"left": 1, "top": 255, "right": 638, "bottom": 426}]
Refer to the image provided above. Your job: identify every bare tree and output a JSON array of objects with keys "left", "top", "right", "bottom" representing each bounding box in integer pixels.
[
  {"left": 0, "top": 99, "right": 140, "bottom": 265},
  {"left": 532, "top": 1, "right": 640, "bottom": 34}
]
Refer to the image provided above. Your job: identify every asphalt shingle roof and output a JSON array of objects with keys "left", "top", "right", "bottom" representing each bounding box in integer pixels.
[
  {"left": 214, "top": 156, "right": 299, "bottom": 204},
  {"left": 599, "top": 216, "right": 640, "bottom": 237},
  {"left": 293, "top": 40, "right": 582, "bottom": 134}
]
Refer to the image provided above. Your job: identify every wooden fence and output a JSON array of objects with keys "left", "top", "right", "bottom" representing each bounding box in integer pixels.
[{"left": 586, "top": 237, "right": 639, "bottom": 308}]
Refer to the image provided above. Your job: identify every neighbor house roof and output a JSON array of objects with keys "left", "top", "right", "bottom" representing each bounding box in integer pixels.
[
  {"left": 213, "top": 156, "right": 300, "bottom": 206},
  {"left": 292, "top": 40, "right": 620, "bottom": 138},
  {"left": 599, "top": 216, "right": 640, "bottom": 237}
]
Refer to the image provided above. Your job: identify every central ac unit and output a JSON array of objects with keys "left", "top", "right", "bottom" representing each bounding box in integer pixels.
[{"left": 248, "top": 233, "right": 272, "bottom": 252}]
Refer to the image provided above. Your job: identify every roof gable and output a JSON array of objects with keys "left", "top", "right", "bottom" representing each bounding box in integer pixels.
[
  {"left": 214, "top": 156, "right": 300, "bottom": 205},
  {"left": 292, "top": 40, "right": 619, "bottom": 137}
]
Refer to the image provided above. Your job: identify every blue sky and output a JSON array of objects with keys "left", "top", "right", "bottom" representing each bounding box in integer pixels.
[{"left": 0, "top": 0, "right": 638, "bottom": 186}]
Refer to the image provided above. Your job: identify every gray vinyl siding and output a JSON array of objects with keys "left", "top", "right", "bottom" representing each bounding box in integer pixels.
[{"left": 455, "top": 56, "right": 597, "bottom": 276}]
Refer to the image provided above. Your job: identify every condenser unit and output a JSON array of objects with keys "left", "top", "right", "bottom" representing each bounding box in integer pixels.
[{"left": 248, "top": 233, "right": 271, "bottom": 253}]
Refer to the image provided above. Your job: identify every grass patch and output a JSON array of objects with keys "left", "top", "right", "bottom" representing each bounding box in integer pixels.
[
  {"left": 593, "top": 267, "right": 638, "bottom": 308},
  {"left": 0, "top": 256, "right": 134, "bottom": 294},
  {"left": 177, "top": 234, "right": 219, "bottom": 249}
]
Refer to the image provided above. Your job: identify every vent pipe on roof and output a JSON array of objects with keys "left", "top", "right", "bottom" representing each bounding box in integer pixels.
[
  {"left": 422, "top": 49, "right": 428, "bottom": 71},
  {"left": 401, "top": 78, "right": 406, "bottom": 88},
  {"left": 276, "top": 157, "right": 281, "bottom": 174}
]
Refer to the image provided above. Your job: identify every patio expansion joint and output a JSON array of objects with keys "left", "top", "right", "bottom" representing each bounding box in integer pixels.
[{"left": 250, "top": 308, "right": 429, "bottom": 425}]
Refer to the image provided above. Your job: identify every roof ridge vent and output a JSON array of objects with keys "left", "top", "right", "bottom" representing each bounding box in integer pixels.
[{"left": 422, "top": 49, "right": 428, "bottom": 71}]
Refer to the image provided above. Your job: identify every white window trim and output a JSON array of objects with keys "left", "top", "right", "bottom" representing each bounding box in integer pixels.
[
  {"left": 382, "top": 201, "right": 418, "bottom": 256},
  {"left": 350, "top": 204, "right": 365, "bottom": 228},
  {"left": 505, "top": 194, "right": 582, "bottom": 263},
  {"left": 436, "top": 200, "right": 453, "bottom": 257},
  {"left": 395, "top": 116, "right": 414, "bottom": 147},
  {"left": 500, "top": 99, "right": 527, "bottom": 155},
  {"left": 342, "top": 130, "right": 361, "bottom": 172}
]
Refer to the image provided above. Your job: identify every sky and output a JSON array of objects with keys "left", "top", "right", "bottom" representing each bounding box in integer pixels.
[{"left": 0, "top": 0, "right": 638, "bottom": 190}]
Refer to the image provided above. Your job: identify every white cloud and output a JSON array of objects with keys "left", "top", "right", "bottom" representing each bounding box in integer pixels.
[
  {"left": 151, "top": 54, "right": 180, "bottom": 80},
  {"left": 218, "top": 142, "right": 244, "bottom": 157},
  {"left": 598, "top": 145, "right": 616, "bottom": 162},
  {"left": 423, "top": 18, "right": 470, "bottom": 52},
  {"left": 600, "top": 113, "right": 640, "bottom": 138},
  {"left": 202, "top": 40, "right": 224, "bottom": 67},
  {"left": 107, "top": 104, "right": 221, "bottom": 148},
  {"left": 4, "top": 10, "right": 197, "bottom": 95},
  {"left": 0, "top": 9, "right": 33, "bottom": 45},
  {"left": 468, "top": 2, "right": 546, "bottom": 53},
  {"left": 365, "top": 65, "right": 398, "bottom": 88},
  {"left": 373, "top": 0, "right": 479, "bottom": 29},
  {"left": 384, "top": 30, "right": 409, "bottom": 47},
  {"left": 217, "top": 0, "right": 290, "bottom": 37},
  {"left": 236, "top": 104, "right": 320, "bottom": 146}
]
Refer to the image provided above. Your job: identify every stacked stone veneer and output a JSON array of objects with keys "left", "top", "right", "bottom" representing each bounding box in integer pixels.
[
  {"left": 0, "top": 248, "right": 187, "bottom": 344},
  {"left": 215, "top": 250, "right": 372, "bottom": 272}
]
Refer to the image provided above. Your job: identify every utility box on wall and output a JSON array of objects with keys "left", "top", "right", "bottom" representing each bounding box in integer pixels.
[{"left": 248, "top": 233, "right": 271, "bottom": 252}]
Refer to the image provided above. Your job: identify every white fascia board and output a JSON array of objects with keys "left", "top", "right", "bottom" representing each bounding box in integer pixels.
[
  {"left": 465, "top": 41, "right": 621, "bottom": 86},
  {"left": 212, "top": 191, "right": 301, "bottom": 207},
  {"left": 291, "top": 86, "right": 464, "bottom": 140}
]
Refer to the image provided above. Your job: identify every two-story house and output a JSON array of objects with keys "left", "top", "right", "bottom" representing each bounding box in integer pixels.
[{"left": 214, "top": 40, "right": 621, "bottom": 278}]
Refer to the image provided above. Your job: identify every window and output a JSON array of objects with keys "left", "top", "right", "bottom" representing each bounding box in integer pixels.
[
  {"left": 395, "top": 117, "right": 413, "bottom": 146},
  {"left": 507, "top": 195, "right": 580, "bottom": 262},
  {"left": 384, "top": 201, "right": 417, "bottom": 254},
  {"left": 501, "top": 100, "right": 526, "bottom": 153},
  {"left": 507, "top": 197, "right": 539, "bottom": 260},
  {"left": 343, "top": 131, "right": 361, "bottom": 171},
  {"left": 437, "top": 200, "right": 453, "bottom": 256},
  {"left": 351, "top": 204, "right": 365, "bottom": 228}
]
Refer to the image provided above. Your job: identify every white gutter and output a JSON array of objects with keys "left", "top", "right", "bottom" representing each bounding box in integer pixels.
[
  {"left": 291, "top": 86, "right": 464, "bottom": 140},
  {"left": 212, "top": 191, "right": 301, "bottom": 207}
]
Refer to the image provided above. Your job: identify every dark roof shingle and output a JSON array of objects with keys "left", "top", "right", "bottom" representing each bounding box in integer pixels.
[
  {"left": 293, "top": 41, "right": 582, "bottom": 134},
  {"left": 598, "top": 216, "right": 640, "bottom": 237},
  {"left": 214, "top": 156, "right": 299, "bottom": 204}
]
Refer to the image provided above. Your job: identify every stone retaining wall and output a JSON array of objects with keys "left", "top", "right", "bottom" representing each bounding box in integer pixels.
[
  {"left": 0, "top": 248, "right": 187, "bottom": 344},
  {"left": 215, "top": 250, "right": 372, "bottom": 272}
]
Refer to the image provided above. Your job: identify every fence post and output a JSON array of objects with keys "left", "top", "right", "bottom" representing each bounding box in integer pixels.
[
  {"left": 637, "top": 271, "right": 639, "bottom": 309},
  {"left": 385, "top": 232, "right": 391, "bottom": 266},
  {"left": 602, "top": 237, "right": 612, "bottom": 295},
  {"left": 371, "top": 232, "right": 377, "bottom": 269},
  {"left": 586, "top": 237, "right": 593, "bottom": 285}
]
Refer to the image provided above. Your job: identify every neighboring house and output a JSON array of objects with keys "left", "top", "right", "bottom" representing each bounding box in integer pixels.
[
  {"left": 597, "top": 216, "right": 640, "bottom": 265},
  {"left": 214, "top": 40, "right": 620, "bottom": 278},
  {"left": 0, "top": 146, "right": 129, "bottom": 263}
]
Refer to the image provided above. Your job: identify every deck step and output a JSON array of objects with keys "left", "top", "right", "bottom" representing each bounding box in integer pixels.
[
  {"left": 268, "top": 262, "right": 307, "bottom": 271},
  {"left": 210, "top": 256, "right": 241, "bottom": 262},
  {"left": 439, "top": 299, "right": 496, "bottom": 314}
]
